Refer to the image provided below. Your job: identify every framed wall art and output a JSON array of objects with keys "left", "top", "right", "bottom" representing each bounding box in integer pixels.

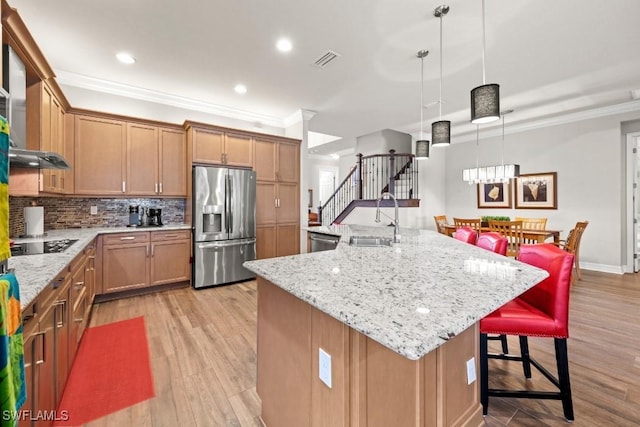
[
  {"left": 477, "top": 181, "right": 512, "bottom": 208},
  {"left": 515, "top": 172, "right": 557, "bottom": 209}
]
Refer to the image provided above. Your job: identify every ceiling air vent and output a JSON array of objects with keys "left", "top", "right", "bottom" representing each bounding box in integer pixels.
[{"left": 313, "top": 50, "right": 341, "bottom": 68}]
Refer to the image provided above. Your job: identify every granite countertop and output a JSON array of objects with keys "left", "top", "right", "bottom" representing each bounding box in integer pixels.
[
  {"left": 245, "top": 224, "right": 549, "bottom": 360},
  {"left": 8, "top": 224, "right": 191, "bottom": 309}
]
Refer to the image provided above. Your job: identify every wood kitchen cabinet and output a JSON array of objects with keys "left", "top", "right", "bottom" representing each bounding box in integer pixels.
[
  {"left": 256, "top": 182, "right": 300, "bottom": 259},
  {"left": 101, "top": 230, "right": 191, "bottom": 295},
  {"left": 74, "top": 114, "right": 127, "bottom": 195},
  {"left": 149, "top": 230, "right": 191, "bottom": 285},
  {"left": 126, "top": 123, "right": 186, "bottom": 196},
  {"left": 75, "top": 115, "right": 185, "bottom": 196},
  {"left": 20, "top": 80, "right": 71, "bottom": 195},
  {"left": 69, "top": 252, "right": 88, "bottom": 363},
  {"left": 254, "top": 137, "right": 300, "bottom": 260},
  {"left": 254, "top": 138, "right": 299, "bottom": 182},
  {"left": 187, "top": 124, "right": 253, "bottom": 167},
  {"left": 19, "top": 268, "right": 71, "bottom": 427},
  {"left": 102, "top": 232, "right": 150, "bottom": 293}
]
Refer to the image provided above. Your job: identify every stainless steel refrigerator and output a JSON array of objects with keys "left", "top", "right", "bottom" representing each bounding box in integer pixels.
[{"left": 193, "top": 166, "right": 256, "bottom": 288}]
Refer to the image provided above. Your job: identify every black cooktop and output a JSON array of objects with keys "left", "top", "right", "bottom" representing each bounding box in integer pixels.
[{"left": 10, "top": 239, "right": 78, "bottom": 256}]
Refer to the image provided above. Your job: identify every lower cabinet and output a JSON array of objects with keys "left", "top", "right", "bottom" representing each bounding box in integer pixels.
[
  {"left": 19, "top": 268, "right": 71, "bottom": 427},
  {"left": 257, "top": 224, "right": 300, "bottom": 259},
  {"left": 69, "top": 253, "right": 88, "bottom": 364},
  {"left": 102, "top": 229, "right": 191, "bottom": 294},
  {"left": 18, "top": 230, "right": 189, "bottom": 426}
]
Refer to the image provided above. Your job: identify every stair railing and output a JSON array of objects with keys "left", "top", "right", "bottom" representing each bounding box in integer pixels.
[{"left": 319, "top": 150, "right": 417, "bottom": 225}]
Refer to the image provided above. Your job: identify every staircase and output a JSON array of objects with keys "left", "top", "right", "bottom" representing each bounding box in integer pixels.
[{"left": 319, "top": 150, "right": 420, "bottom": 225}]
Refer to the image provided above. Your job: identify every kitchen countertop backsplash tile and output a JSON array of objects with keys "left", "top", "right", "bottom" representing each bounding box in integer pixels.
[{"left": 8, "top": 197, "right": 186, "bottom": 238}]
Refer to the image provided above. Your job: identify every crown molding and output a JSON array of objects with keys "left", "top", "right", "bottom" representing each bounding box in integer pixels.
[
  {"left": 453, "top": 99, "right": 640, "bottom": 143},
  {"left": 55, "top": 69, "right": 286, "bottom": 129}
]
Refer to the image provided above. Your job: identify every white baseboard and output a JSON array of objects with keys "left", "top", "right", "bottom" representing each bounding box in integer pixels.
[{"left": 581, "top": 262, "right": 625, "bottom": 275}]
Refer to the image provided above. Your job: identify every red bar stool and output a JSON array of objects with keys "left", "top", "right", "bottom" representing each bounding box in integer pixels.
[
  {"left": 476, "top": 232, "right": 510, "bottom": 353},
  {"left": 476, "top": 232, "right": 508, "bottom": 256},
  {"left": 453, "top": 226, "right": 477, "bottom": 245},
  {"left": 480, "top": 243, "right": 575, "bottom": 421}
]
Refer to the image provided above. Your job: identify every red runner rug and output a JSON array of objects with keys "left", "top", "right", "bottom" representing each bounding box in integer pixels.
[{"left": 55, "top": 316, "right": 155, "bottom": 426}]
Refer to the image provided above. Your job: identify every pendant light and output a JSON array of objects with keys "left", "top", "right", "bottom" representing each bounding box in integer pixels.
[
  {"left": 470, "top": 0, "right": 500, "bottom": 124},
  {"left": 462, "top": 109, "right": 519, "bottom": 184},
  {"left": 431, "top": 5, "right": 450, "bottom": 147},
  {"left": 415, "top": 49, "right": 430, "bottom": 159}
]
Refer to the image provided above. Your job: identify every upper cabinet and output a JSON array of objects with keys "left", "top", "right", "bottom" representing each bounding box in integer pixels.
[
  {"left": 25, "top": 81, "right": 71, "bottom": 194},
  {"left": 74, "top": 115, "right": 126, "bottom": 195},
  {"left": 158, "top": 128, "right": 187, "bottom": 196},
  {"left": 76, "top": 115, "right": 186, "bottom": 197},
  {"left": 254, "top": 138, "right": 299, "bottom": 183},
  {"left": 187, "top": 124, "right": 253, "bottom": 167}
]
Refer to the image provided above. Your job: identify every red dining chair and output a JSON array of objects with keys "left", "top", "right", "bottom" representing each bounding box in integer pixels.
[
  {"left": 476, "top": 232, "right": 508, "bottom": 256},
  {"left": 476, "top": 232, "right": 510, "bottom": 353},
  {"left": 480, "top": 243, "right": 575, "bottom": 421},
  {"left": 453, "top": 226, "right": 477, "bottom": 245}
]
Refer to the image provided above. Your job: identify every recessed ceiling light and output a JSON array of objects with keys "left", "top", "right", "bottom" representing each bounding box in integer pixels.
[
  {"left": 234, "top": 84, "right": 247, "bottom": 95},
  {"left": 116, "top": 52, "right": 136, "bottom": 64},
  {"left": 276, "top": 38, "right": 293, "bottom": 53},
  {"left": 330, "top": 153, "right": 340, "bottom": 160}
]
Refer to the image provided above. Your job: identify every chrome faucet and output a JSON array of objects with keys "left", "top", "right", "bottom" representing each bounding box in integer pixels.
[{"left": 375, "top": 192, "right": 400, "bottom": 243}]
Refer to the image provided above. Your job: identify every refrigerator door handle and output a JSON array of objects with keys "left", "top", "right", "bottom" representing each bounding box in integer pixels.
[
  {"left": 228, "top": 174, "right": 233, "bottom": 234},
  {"left": 197, "top": 238, "right": 256, "bottom": 249}
]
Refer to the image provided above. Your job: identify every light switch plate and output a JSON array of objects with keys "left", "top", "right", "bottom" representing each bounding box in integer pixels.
[
  {"left": 466, "top": 357, "right": 476, "bottom": 385},
  {"left": 319, "top": 348, "right": 332, "bottom": 388},
  {"left": 90, "top": 206, "right": 98, "bottom": 215}
]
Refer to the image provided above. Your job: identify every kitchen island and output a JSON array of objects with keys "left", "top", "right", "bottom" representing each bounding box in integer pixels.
[{"left": 244, "top": 225, "right": 548, "bottom": 427}]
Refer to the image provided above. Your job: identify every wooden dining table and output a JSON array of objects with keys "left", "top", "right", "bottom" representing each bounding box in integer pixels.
[{"left": 442, "top": 224, "right": 561, "bottom": 244}]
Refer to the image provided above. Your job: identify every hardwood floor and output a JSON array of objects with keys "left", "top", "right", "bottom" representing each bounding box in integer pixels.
[{"left": 78, "top": 270, "right": 640, "bottom": 426}]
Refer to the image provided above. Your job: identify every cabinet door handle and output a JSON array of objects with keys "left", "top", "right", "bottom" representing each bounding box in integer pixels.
[
  {"left": 151, "top": 244, "right": 155, "bottom": 257},
  {"left": 146, "top": 245, "right": 150, "bottom": 257},
  {"left": 122, "top": 181, "right": 126, "bottom": 193},
  {"left": 155, "top": 183, "right": 158, "bottom": 193},
  {"left": 159, "top": 182, "right": 163, "bottom": 193},
  {"left": 120, "top": 236, "right": 135, "bottom": 240},
  {"left": 54, "top": 300, "right": 67, "bottom": 328},
  {"left": 74, "top": 281, "right": 85, "bottom": 289},
  {"left": 163, "top": 234, "right": 179, "bottom": 238},
  {"left": 35, "top": 332, "right": 46, "bottom": 365}
]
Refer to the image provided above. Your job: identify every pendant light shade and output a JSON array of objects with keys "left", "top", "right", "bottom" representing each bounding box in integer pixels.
[
  {"left": 431, "top": 120, "right": 450, "bottom": 146},
  {"left": 415, "top": 140, "right": 430, "bottom": 159},
  {"left": 471, "top": 83, "right": 500, "bottom": 124},
  {"left": 415, "top": 49, "right": 430, "bottom": 159},
  {"left": 470, "top": 0, "right": 500, "bottom": 124},
  {"left": 431, "top": 5, "right": 450, "bottom": 147}
]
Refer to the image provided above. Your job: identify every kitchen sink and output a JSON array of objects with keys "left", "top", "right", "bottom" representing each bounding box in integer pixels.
[{"left": 348, "top": 235, "right": 393, "bottom": 247}]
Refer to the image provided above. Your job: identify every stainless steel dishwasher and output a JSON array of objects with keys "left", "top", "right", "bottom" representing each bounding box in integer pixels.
[{"left": 308, "top": 232, "right": 340, "bottom": 252}]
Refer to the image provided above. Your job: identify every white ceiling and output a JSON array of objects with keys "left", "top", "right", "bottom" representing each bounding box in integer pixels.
[{"left": 8, "top": 0, "right": 640, "bottom": 147}]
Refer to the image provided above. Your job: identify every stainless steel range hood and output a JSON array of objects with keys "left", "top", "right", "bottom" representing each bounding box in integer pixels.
[
  {"left": 8, "top": 146, "right": 71, "bottom": 170},
  {"left": 1, "top": 80, "right": 71, "bottom": 170}
]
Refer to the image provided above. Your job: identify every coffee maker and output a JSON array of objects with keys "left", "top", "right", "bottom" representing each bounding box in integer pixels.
[
  {"left": 147, "top": 208, "right": 163, "bottom": 226},
  {"left": 128, "top": 205, "right": 141, "bottom": 227}
]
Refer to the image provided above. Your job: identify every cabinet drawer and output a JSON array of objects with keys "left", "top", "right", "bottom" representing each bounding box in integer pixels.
[
  {"left": 103, "top": 232, "right": 150, "bottom": 246},
  {"left": 21, "top": 266, "right": 69, "bottom": 325},
  {"left": 151, "top": 229, "right": 190, "bottom": 242}
]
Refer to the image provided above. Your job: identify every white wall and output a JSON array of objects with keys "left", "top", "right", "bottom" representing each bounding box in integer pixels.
[
  {"left": 356, "top": 129, "right": 411, "bottom": 156},
  {"left": 307, "top": 156, "right": 340, "bottom": 212},
  {"left": 433, "top": 111, "right": 640, "bottom": 272}
]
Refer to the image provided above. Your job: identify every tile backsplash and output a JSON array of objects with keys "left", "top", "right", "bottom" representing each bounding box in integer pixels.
[{"left": 9, "top": 197, "right": 186, "bottom": 238}]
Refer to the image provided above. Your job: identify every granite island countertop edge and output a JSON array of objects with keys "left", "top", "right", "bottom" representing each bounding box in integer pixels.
[{"left": 246, "top": 225, "right": 549, "bottom": 360}]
